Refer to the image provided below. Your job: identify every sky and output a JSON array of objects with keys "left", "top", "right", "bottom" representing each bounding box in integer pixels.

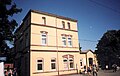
[{"left": 12, "top": 0, "right": 120, "bottom": 51}]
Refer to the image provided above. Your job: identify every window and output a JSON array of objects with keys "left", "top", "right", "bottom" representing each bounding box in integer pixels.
[
  {"left": 80, "top": 62, "right": 82, "bottom": 66},
  {"left": 41, "top": 33, "right": 47, "bottom": 45},
  {"left": 62, "top": 21, "right": 65, "bottom": 28},
  {"left": 63, "top": 58, "right": 68, "bottom": 70},
  {"left": 51, "top": 58, "right": 56, "bottom": 70},
  {"left": 63, "top": 55, "right": 74, "bottom": 70},
  {"left": 68, "top": 22, "right": 70, "bottom": 29},
  {"left": 80, "top": 58, "right": 83, "bottom": 66},
  {"left": 68, "top": 37, "right": 72, "bottom": 47},
  {"left": 69, "top": 58, "right": 74, "bottom": 68},
  {"left": 37, "top": 59, "right": 43, "bottom": 71},
  {"left": 42, "top": 17, "right": 46, "bottom": 25},
  {"left": 62, "top": 36, "right": 66, "bottom": 46}
]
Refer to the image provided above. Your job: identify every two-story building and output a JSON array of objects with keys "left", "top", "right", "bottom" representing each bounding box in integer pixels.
[{"left": 14, "top": 9, "right": 97, "bottom": 76}]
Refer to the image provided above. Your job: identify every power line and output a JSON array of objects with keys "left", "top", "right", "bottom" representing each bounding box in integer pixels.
[
  {"left": 32, "top": 33, "right": 98, "bottom": 42},
  {"left": 88, "top": 0, "right": 120, "bottom": 15},
  {"left": 79, "top": 39, "right": 97, "bottom": 42}
]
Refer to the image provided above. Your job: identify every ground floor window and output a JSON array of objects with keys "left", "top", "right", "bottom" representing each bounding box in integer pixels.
[
  {"left": 80, "top": 58, "right": 83, "bottom": 66},
  {"left": 69, "top": 58, "right": 74, "bottom": 68},
  {"left": 80, "top": 62, "right": 82, "bottom": 66},
  {"left": 63, "top": 54, "right": 74, "bottom": 70},
  {"left": 37, "top": 59, "right": 43, "bottom": 71},
  {"left": 51, "top": 58, "right": 56, "bottom": 70}
]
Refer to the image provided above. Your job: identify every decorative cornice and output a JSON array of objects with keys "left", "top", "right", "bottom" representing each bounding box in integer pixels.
[
  {"left": 31, "top": 50, "right": 79, "bottom": 52},
  {"left": 30, "top": 9, "right": 77, "bottom": 22}
]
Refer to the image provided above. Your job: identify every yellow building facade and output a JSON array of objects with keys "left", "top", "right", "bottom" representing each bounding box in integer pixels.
[{"left": 14, "top": 10, "right": 97, "bottom": 76}]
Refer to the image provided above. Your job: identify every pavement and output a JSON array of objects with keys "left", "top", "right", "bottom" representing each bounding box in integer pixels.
[{"left": 66, "top": 69, "right": 120, "bottom": 76}]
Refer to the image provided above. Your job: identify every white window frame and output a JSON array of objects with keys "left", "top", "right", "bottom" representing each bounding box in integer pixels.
[
  {"left": 41, "top": 33, "right": 47, "bottom": 45},
  {"left": 62, "top": 36, "right": 66, "bottom": 46},
  {"left": 37, "top": 59, "right": 44, "bottom": 72},
  {"left": 63, "top": 58, "right": 68, "bottom": 70},
  {"left": 68, "top": 37, "right": 72, "bottom": 47},
  {"left": 51, "top": 58, "right": 56, "bottom": 70},
  {"left": 69, "top": 58, "right": 74, "bottom": 69}
]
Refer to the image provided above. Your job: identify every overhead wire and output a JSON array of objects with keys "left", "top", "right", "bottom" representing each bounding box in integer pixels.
[{"left": 88, "top": 0, "right": 120, "bottom": 15}]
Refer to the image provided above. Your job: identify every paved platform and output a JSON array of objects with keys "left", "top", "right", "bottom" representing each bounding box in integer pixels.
[{"left": 65, "top": 69, "right": 120, "bottom": 76}]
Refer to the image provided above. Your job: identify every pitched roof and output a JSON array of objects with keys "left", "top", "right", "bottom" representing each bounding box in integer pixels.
[{"left": 80, "top": 49, "right": 95, "bottom": 54}]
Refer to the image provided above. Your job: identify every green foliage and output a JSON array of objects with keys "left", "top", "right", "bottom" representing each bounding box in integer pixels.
[
  {"left": 0, "top": 0, "right": 22, "bottom": 62},
  {"left": 96, "top": 30, "right": 120, "bottom": 69}
]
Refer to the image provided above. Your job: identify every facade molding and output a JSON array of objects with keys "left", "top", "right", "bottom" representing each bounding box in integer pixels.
[
  {"left": 31, "top": 44, "right": 79, "bottom": 49},
  {"left": 31, "top": 23, "right": 78, "bottom": 32},
  {"left": 31, "top": 50, "right": 79, "bottom": 52}
]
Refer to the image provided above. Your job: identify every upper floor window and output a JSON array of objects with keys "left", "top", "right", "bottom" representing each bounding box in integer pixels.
[
  {"left": 51, "top": 58, "right": 56, "bottom": 70},
  {"left": 68, "top": 37, "right": 72, "bottom": 47},
  {"left": 42, "top": 17, "right": 46, "bottom": 25},
  {"left": 37, "top": 59, "right": 43, "bottom": 71},
  {"left": 62, "top": 36, "right": 66, "bottom": 46},
  {"left": 62, "top": 21, "right": 65, "bottom": 29},
  {"left": 41, "top": 33, "right": 47, "bottom": 45},
  {"left": 68, "top": 22, "right": 70, "bottom": 29}
]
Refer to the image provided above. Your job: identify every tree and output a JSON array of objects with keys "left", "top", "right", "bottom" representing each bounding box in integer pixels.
[
  {"left": 0, "top": 0, "right": 22, "bottom": 62},
  {"left": 96, "top": 30, "right": 120, "bottom": 69}
]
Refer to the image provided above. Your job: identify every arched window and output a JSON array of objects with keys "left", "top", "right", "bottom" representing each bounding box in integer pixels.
[
  {"left": 37, "top": 58, "right": 43, "bottom": 71},
  {"left": 63, "top": 58, "right": 68, "bottom": 70},
  {"left": 51, "top": 58, "right": 56, "bottom": 70},
  {"left": 63, "top": 54, "right": 74, "bottom": 70},
  {"left": 42, "top": 17, "right": 46, "bottom": 25},
  {"left": 68, "top": 22, "right": 70, "bottom": 29},
  {"left": 62, "top": 21, "right": 65, "bottom": 28},
  {"left": 69, "top": 58, "right": 74, "bottom": 68}
]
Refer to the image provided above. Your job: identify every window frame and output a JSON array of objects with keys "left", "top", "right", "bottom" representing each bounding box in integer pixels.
[
  {"left": 62, "top": 36, "right": 66, "bottom": 46},
  {"left": 41, "top": 33, "right": 47, "bottom": 45},
  {"left": 68, "top": 36, "right": 72, "bottom": 47},
  {"left": 68, "top": 22, "right": 70, "bottom": 29},
  {"left": 51, "top": 58, "right": 56, "bottom": 70},
  {"left": 69, "top": 58, "right": 74, "bottom": 69},
  {"left": 42, "top": 17, "right": 46, "bottom": 25},
  {"left": 62, "top": 21, "right": 65, "bottom": 29},
  {"left": 37, "top": 59, "right": 44, "bottom": 72},
  {"left": 80, "top": 58, "right": 83, "bottom": 66},
  {"left": 63, "top": 55, "right": 74, "bottom": 70}
]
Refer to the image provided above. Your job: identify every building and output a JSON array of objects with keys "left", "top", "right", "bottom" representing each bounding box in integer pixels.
[
  {"left": 14, "top": 9, "right": 97, "bottom": 76},
  {"left": 80, "top": 50, "right": 98, "bottom": 72}
]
